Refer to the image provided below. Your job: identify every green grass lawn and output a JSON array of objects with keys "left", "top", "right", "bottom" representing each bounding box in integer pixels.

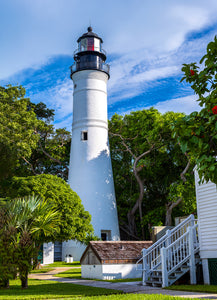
[
  {"left": 0, "top": 280, "right": 209, "bottom": 300},
  {"left": 78, "top": 296, "right": 208, "bottom": 300},
  {"left": 54, "top": 267, "right": 82, "bottom": 279},
  {"left": 45, "top": 261, "right": 81, "bottom": 268},
  {"left": 30, "top": 268, "right": 54, "bottom": 274},
  {"left": 0, "top": 279, "right": 121, "bottom": 299},
  {"left": 0, "top": 279, "right": 212, "bottom": 300},
  {"left": 167, "top": 284, "right": 217, "bottom": 293},
  {"left": 54, "top": 268, "right": 142, "bottom": 283}
]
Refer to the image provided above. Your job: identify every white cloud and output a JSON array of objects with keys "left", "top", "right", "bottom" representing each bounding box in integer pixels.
[
  {"left": 1, "top": 0, "right": 217, "bottom": 131},
  {"left": 129, "top": 66, "right": 179, "bottom": 83},
  {"left": 1, "top": 0, "right": 217, "bottom": 80},
  {"left": 120, "top": 95, "right": 201, "bottom": 117},
  {"left": 154, "top": 95, "right": 201, "bottom": 114},
  {"left": 29, "top": 78, "right": 74, "bottom": 125}
]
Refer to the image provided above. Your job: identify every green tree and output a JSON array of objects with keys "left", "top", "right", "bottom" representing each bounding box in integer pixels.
[
  {"left": 0, "top": 86, "right": 70, "bottom": 182},
  {"left": 109, "top": 109, "right": 195, "bottom": 239},
  {"left": 21, "top": 102, "right": 71, "bottom": 179},
  {"left": 0, "top": 195, "right": 60, "bottom": 288},
  {"left": 0, "top": 86, "right": 41, "bottom": 180},
  {"left": 173, "top": 36, "right": 217, "bottom": 183},
  {"left": 0, "top": 206, "right": 17, "bottom": 288},
  {"left": 3, "top": 174, "right": 93, "bottom": 242}
]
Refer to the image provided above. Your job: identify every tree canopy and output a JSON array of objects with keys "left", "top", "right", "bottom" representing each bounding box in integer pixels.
[
  {"left": 0, "top": 85, "right": 71, "bottom": 183},
  {"left": 0, "top": 86, "right": 41, "bottom": 180},
  {"left": 109, "top": 109, "right": 196, "bottom": 239},
  {"left": 173, "top": 36, "right": 217, "bottom": 183},
  {"left": 3, "top": 174, "right": 93, "bottom": 242}
]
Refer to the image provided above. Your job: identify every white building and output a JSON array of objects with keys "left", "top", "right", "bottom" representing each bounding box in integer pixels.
[
  {"left": 42, "top": 27, "right": 120, "bottom": 264},
  {"left": 80, "top": 241, "right": 152, "bottom": 280},
  {"left": 194, "top": 170, "right": 217, "bottom": 285}
]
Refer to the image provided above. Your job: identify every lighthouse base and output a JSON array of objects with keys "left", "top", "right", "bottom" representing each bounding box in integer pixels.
[{"left": 62, "top": 240, "right": 87, "bottom": 261}]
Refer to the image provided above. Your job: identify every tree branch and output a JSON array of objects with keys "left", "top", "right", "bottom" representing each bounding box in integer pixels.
[
  {"left": 38, "top": 139, "right": 69, "bottom": 172},
  {"left": 119, "top": 224, "right": 139, "bottom": 240},
  {"left": 21, "top": 156, "right": 37, "bottom": 175},
  {"left": 180, "top": 152, "right": 191, "bottom": 182},
  {"left": 165, "top": 154, "right": 191, "bottom": 226},
  {"left": 109, "top": 132, "right": 136, "bottom": 159}
]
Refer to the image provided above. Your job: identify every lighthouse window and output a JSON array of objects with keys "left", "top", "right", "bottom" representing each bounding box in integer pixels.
[
  {"left": 94, "top": 38, "right": 100, "bottom": 52},
  {"left": 81, "top": 131, "right": 88, "bottom": 141},
  {"left": 101, "top": 230, "right": 111, "bottom": 241},
  {"left": 80, "top": 39, "right": 87, "bottom": 51},
  {"left": 87, "top": 38, "right": 94, "bottom": 51},
  {"left": 79, "top": 37, "right": 100, "bottom": 52}
]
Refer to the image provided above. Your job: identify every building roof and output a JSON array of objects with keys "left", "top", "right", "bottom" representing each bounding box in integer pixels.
[
  {"left": 80, "top": 241, "right": 153, "bottom": 264},
  {"left": 77, "top": 27, "right": 103, "bottom": 43}
]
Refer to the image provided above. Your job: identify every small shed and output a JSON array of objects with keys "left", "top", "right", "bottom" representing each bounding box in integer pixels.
[
  {"left": 80, "top": 241, "right": 152, "bottom": 280},
  {"left": 194, "top": 170, "right": 217, "bottom": 285}
]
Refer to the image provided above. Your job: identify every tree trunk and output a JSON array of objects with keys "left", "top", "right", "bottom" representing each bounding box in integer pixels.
[
  {"left": 109, "top": 132, "right": 154, "bottom": 239},
  {"left": 2, "top": 278, "right": 9, "bottom": 288},
  {"left": 127, "top": 154, "right": 147, "bottom": 239},
  {"left": 165, "top": 205, "right": 173, "bottom": 226},
  {"left": 21, "top": 274, "right": 28, "bottom": 289},
  {"left": 165, "top": 156, "right": 191, "bottom": 226}
]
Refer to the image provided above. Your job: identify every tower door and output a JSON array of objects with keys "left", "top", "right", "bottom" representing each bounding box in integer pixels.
[{"left": 54, "top": 241, "right": 62, "bottom": 262}]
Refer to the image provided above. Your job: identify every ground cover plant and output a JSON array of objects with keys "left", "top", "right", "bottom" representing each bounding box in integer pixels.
[
  {"left": 54, "top": 267, "right": 81, "bottom": 279},
  {"left": 0, "top": 279, "right": 122, "bottom": 299},
  {"left": 167, "top": 284, "right": 217, "bottom": 294},
  {"left": 0, "top": 279, "right": 209, "bottom": 300},
  {"left": 30, "top": 268, "right": 54, "bottom": 274},
  {"left": 79, "top": 296, "right": 209, "bottom": 300},
  {"left": 46, "top": 261, "right": 81, "bottom": 267}
]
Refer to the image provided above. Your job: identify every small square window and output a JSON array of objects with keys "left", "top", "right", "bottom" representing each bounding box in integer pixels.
[
  {"left": 101, "top": 230, "right": 111, "bottom": 241},
  {"left": 81, "top": 131, "right": 88, "bottom": 141}
]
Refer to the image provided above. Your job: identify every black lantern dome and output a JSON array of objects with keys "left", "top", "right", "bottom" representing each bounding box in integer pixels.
[{"left": 70, "top": 27, "right": 110, "bottom": 77}]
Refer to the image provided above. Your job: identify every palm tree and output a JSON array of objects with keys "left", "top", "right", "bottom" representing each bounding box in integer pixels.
[
  {"left": 2, "top": 195, "right": 60, "bottom": 288},
  {"left": 0, "top": 206, "right": 17, "bottom": 288}
]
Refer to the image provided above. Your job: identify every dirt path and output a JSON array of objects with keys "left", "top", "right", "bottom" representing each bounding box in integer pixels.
[{"left": 28, "top": 267, "right": 76, "bottom": 280}]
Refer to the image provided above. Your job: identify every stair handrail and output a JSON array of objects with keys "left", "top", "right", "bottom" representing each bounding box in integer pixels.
[
  {"left": 137, "top": 214, "right": 197, "bottom": 281},
  {"left": 161, "top": 223, "right": 199, "bottom": 287}
]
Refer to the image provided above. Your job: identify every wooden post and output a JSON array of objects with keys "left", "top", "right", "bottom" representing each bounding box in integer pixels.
[
  {"left": 188, "top": 226, "right": 196, "bottom": 284},
  {"left": 166, "top": 229, "right": 172, "bottom": 270},
  {"left": 190, "top": 214, "right": 197, "bottom": 245},
  {"left": 166, "top": 229, "right": 171, "bottom": 246},
  {"left": 161, "top": 247, "right": 168, "bottom": 287},
  {"left": 142, "top": 248, "right": 148, "bottom": 285}
]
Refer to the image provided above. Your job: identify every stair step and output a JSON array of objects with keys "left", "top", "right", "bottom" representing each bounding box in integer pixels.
[
  {"left": 151, "top": 271, "right": 162, "bottom": 276},
  {"left": 151, "top": 275, "right": 162, "bottom": 280},
  {"left": 174, "top": 270, "right": 183, "bottom": 275},
  {"left": 145, "top": 280, "right": 162, "bottom": 287}
]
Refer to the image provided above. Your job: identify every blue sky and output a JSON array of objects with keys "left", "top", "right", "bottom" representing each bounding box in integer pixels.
[{"left": 1, "top": 0, "right": 217, "bottom": 130}]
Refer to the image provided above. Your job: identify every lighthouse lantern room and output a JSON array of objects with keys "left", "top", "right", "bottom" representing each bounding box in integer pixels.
[
  {"left": 71, "top": 26, "right": 109, "bottom": 76},
  {"left": 67, "top": 27, "right": 120, "bottom": 260}
]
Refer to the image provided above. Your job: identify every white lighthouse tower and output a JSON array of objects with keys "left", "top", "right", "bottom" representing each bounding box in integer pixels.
[{"left": 67, "top": 27, "right": 120, "bottom": 258}]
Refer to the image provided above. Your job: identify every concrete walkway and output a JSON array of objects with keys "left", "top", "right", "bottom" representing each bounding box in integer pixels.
[{"left": 29, "top": 267, "right": 217, "bottom": 299}]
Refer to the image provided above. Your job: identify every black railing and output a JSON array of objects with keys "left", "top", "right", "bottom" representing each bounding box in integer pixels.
[{"left": 70, "top": 61, "right": 110, "bottom": 75}]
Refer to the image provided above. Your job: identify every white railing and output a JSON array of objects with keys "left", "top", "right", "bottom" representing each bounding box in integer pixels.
[
  {"left": 137, "top": 214, "right": 198, "bottom": 285},
  {"left": 161, "top": 223, "right": 199, "bottom": 287}
]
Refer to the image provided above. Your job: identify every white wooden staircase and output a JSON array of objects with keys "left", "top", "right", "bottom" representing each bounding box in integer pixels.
[{"left": 137, "top": 215, "right": 200, "bottom": 287}]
